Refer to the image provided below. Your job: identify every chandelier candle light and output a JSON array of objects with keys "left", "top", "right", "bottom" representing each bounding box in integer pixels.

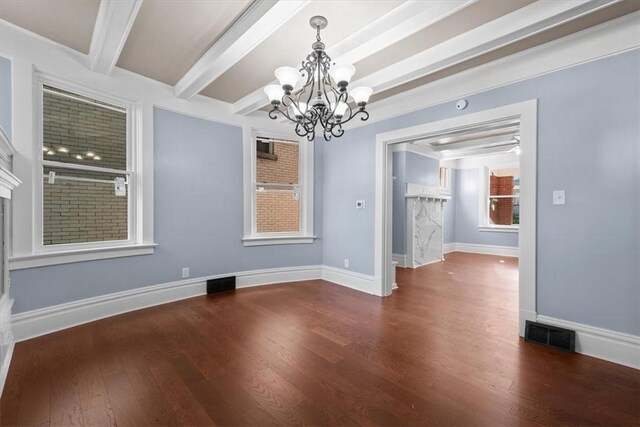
[{"left": 264, "top": 16, "right": 373, "bottom": 141}]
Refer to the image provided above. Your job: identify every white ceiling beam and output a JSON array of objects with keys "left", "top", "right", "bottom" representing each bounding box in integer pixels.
[
  {"left": 441, "top": 143, "right": 519, "bottom": 160},
  {"left": 89, "top": 0, "right": 142, "bottom": 75},
  {"left": 351, "top": 0, "right": 619, "bottom": 95},
  {"left": 232, "top": 0, "right": 475, "bottom": 116},
  {"left": 430, "top": 135, "right": 518, "bottom": 152},
  {"left": 174, "top": 0, "right": 309, "bottom": 100}
]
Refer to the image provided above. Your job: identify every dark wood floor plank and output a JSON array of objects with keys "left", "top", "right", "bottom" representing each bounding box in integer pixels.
[{"left": 2, "top": 252, "right": 638, "bottom": 426}]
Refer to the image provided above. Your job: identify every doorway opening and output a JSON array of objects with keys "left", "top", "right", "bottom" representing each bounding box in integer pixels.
[{"left": 375, "top": 100, "right": 537, "bottom": 335}]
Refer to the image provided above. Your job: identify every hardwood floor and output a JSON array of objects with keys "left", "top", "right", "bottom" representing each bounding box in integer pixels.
[{"left": 2, "top": 252, "right": 639, "bottom": 426}]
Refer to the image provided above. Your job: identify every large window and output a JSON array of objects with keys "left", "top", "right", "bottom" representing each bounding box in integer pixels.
[
  {"left": 243, "top": 131, "right": 314, "bottom": 245},
  {"left": 484, "top": 168, "right": 520, "bottom": 228},
  {"left": 37, "top": 82, "right": 136, "bottom": 250}
]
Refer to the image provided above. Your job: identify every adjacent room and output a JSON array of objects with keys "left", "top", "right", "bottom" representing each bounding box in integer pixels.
[{"left": 0, "top": 0, "right": 638, "bottom": 425}]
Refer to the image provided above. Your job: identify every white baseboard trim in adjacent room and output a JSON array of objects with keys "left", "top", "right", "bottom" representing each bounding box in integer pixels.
[
  {"left": 536, "top": 315, "right": 640, "bottom": 369},
  {"left": 392, "top": 253, "right": 407, "bottom": 268},
  {"left": 12, "top": 265, "right": 322, "bottom": 343},
  {"left": 445, "top": 243, "right": 519, "bottom": 258},
  {"left": 321, "top": 265, "right": 378, "bottom": 296}
]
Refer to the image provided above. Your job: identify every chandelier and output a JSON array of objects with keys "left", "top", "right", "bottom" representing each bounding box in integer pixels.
[{"left": 264, "top": 16, "right": 373, "bottom": 141}]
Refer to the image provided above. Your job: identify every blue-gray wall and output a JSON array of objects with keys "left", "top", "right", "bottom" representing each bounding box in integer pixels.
[
  {"left": 453, "top": 168, "right": 518, "bottom": 247},
  {"left": 10, "top": 108, "right": 324, "bottom": 313},
  {"left": 323, "top": 50, "right": 639, "bottom": 335},
  {"left": 0, "top": 56, "right": 11, "bottom": 138}
]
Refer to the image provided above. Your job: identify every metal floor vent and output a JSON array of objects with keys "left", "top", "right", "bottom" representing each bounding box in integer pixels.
[
  {"left": 525, "top": 320, "right": 575, "bottom": 353},
  {"left": 207, "top": 276, "right": 236, "bottom": 294}
]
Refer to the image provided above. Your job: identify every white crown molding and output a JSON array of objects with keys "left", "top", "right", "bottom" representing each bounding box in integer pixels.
[
  {"left": 351, "top": 0, "right": 619, "bottom": 96},
  {"left": 174, "top": 0, "right": 308, "bottom": 100},
  {"left": 357, "top": 11, "right": 640, "bottom": 129},
  {"left": 536, "top": 315, "right": 640, "bottom": 369},
  {"left": 88, "top": 0, "right": 142, "bottom": 74},
  {"left": 232, "top": 0, "right": 475, "bottom": 115}
]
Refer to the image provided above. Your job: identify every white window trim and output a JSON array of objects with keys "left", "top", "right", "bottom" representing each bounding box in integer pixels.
[
  {"left": 9, "top": 70, "right": 155, "bottom": 269},
  {"left": 478, "top": 166, "right": 520, "bottom": 232},
  {"left": 242, "top": 127, "right": 315, "bottom": 246}
]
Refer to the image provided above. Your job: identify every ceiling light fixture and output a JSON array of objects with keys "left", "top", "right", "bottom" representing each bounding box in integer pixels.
[{"left": 264, "top": 16, "right": 373, "bottom": 141}]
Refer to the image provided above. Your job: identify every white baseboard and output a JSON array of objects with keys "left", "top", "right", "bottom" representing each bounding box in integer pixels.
[
  {"left": 392, "top": 253, "right": 407, "bottom": 268},
  {"left": 11, "top": 265, "right": 380, "bottom": 343},
  {"left": 536, "top": 315, "right": 640, "bottom": 370},
  {"left": 321, "top": 265, "right": 378, "bottom": 296},
  {"left": 12, "top": 265, "right": 321, "bottom": 343},
  {"left": 445, "top": 242, "right": 518, "bottom": 258}
]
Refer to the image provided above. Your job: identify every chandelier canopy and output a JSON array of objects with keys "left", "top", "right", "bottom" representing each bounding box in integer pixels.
[{"left": 264, "top": 16, "right": 373, "bottom": 141}]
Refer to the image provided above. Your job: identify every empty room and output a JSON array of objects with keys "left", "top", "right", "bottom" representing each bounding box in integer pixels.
[{"left": 0, "top": 0, "right": 639, "bottom": 425}]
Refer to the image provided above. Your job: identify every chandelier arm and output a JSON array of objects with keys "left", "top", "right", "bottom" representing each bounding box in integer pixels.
[{"left": 337, "top": 106, "right": 369, "bottom": 125}]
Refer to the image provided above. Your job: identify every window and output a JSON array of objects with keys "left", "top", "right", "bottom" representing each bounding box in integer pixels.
[
  {"left": 482, "top": 168, "right": 520, "bottom": 229},
  {"left": 37, "top": 82, "right": 137, "bottom": 250},
  {"left": 243, "top": 130, "right": 314, "bottom": 246}
]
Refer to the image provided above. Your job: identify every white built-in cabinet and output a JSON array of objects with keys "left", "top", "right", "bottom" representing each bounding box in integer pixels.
[{"left": 0, "top": 127, "right": 20, "bottom": 394}]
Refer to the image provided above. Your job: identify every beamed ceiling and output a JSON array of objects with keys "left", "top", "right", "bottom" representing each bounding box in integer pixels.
[{"left": 1, "top": 0, "right": 638, "bottom": 116}]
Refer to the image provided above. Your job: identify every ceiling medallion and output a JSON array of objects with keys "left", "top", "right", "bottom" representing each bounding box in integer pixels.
[{"left": 264, "top": 16, "right": 373, "bottom": 141}]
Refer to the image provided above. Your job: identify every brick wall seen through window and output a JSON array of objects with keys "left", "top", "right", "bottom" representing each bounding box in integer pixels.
[
  {"left": 255, "top": 139, "right": 300, "bottom": 233},
  {"left": 42, "top": 86, "right": 129, "bottom": 245}
]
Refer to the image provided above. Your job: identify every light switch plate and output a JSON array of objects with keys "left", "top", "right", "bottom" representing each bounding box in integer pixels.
[{"left": 553, "top": 190, "right": 565, "bottom": 205}]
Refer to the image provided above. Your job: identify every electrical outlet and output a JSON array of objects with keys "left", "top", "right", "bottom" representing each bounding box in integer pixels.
[
  {"left": 182, "top": 267, "right": 190, "bottom": 278},
  {"left": 344, "top": 259, "right": 349, "bottom": 269}
]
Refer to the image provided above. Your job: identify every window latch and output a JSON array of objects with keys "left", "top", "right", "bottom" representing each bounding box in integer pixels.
[
  {"left": 114, "top": 177, "right": 127, "bottom": 197},
  {"left": 47, "top": 171, "right": 56, "bottom": 184}
]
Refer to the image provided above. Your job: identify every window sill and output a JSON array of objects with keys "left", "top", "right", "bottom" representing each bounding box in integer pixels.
[
  {"left": 242, "top": 236, "right": 317, "bottom": 247},
  {"left": 9, "top": 243, "right": 157, "bottom": 270},
  {"left": 478, "top": 225, "right": 519, "bottom": 233}
]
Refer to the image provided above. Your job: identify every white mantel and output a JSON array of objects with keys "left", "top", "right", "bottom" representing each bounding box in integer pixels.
[{"left": 405, "top": 183, "right": 449, "bottom": 269}]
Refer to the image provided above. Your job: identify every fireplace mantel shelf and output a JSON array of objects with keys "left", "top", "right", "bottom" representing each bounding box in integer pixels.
[{"left": 405, "top": 194, "right": 450, "bottom": 201}]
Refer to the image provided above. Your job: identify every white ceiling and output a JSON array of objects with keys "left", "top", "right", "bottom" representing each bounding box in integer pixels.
[{"left": 1, "top": 0, "right": 637, "bottom": 114}]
